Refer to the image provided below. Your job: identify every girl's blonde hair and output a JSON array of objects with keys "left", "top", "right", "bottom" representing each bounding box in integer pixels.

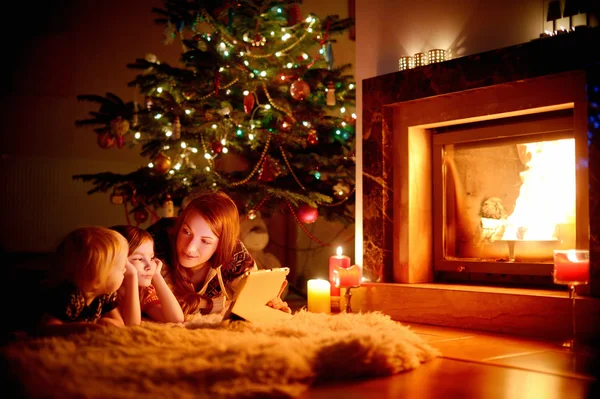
[
  {"left": 52, "top": 226, "right": 127, "bottom": 293},
  {"left": 167, "top": 190, "right": 240, "bottom": 315},
  {"left": 109, "top": 225, "right": 153, "bottom": 255}
]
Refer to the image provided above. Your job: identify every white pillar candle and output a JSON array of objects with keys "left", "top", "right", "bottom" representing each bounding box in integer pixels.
[{"left": 307, "top": 279, "right": 331, "bottom": 313}]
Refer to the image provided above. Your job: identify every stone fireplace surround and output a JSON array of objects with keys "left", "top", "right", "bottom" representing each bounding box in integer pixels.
[{"left": 358, "top": 27, "right": 600, "bottom": 342}]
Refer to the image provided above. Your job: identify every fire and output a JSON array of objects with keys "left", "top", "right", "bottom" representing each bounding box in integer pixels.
[{"left": 501, "top": 138, "right": 576, "bottom": 241}]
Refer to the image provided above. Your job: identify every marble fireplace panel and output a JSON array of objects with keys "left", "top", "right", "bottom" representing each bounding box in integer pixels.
[{"left": 362, "top": 28, "right": 600, "bottom": 295}]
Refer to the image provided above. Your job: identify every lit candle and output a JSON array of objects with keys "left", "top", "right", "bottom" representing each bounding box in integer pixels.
[
  {"left": 333, "top": 264, "right": 362, "bottom": 288},
  {"left": 307, "top": 279, "right": 331, "bottom": 313},
  {"left": 329, "top": 246, "right": 351, "bottom": 296},
  {"left": 553, "top": 250, "right": 590, "bottom": 285}
]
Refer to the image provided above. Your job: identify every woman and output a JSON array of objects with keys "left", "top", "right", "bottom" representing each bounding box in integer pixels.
[{"left": 147, "top": 190, "right": 290, "bottom": 319}]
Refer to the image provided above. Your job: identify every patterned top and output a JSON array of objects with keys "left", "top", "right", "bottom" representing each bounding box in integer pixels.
[
  {"left": 140, "top": 285, "right": 160, "bottom": 312},
  {"left": 45, "top": 281, "right": 119, "bottom": 323},
  {"left": 147, "top": 217, "right": 255, "bottom": 299}
]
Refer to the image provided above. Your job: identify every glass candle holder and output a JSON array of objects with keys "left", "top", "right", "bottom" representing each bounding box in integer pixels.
[{"left": 553, "top": 249, "right": 590, "bottom": 350}]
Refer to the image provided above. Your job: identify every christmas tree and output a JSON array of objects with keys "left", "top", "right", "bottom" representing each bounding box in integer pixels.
[{"left": 74, "top": 0, "right": 356, "bottom": 227}]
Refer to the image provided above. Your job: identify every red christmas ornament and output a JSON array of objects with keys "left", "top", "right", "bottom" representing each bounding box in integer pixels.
[
  {"left": 97, "top": 131, "right": 116, "bottom": 149},
  {"left": 152, "top": 153, "right": 172, "bottom": 174},
  {"left": 297, "top": 203, "right": 318, "bottom": 224},
  {"left": 306, "top": 128, "right": 318, "bottom": 145},
  {"left": 212, "top": 140, "right": 224, "bottom": 154},
  {"left": 134, "top": 208, "right": 149, "bottom": 225},
  {"left": 258, "top": 156, "right": 277, "bottom": 182},
  {"left": 287, "top": 5, "right": 302, "bottom": 26},
  {"left": 290, "top": 79, "right": 311, "bottom": 101},
  {"left": 244, "top": 93, "right": 255, "bottom": 114}
]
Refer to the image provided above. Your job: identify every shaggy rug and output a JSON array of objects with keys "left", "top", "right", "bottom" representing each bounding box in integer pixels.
[{"left": 1, "top": 311, "right": 440, "bottom": 399}]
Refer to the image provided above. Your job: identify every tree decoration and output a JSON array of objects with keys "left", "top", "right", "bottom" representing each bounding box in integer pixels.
[
  {"left": 258, "top": 156, "right": 278, "bottom": 182},
  {"left": 288, "top": 4, "right": 302, "bottom": 26},
  {"left": 182, "top": 90, "right": 196, "bottom": 100},
  {"left": 172, "top": 116, "right": 181, "bottom": 139},
  {"left": 290, "top": 79, "right": 311, "bottom": 101},
  {"left": 307, "top": 128, "right": 318, "bottom": 145},
  {"left": 134, "top": 208, "right": 149, "bottom": 225},
  {"left": 333, "top": 182, "right": 351, "bottom": 200},
  {"left": 152, "top": 153, "right": 172, "bottom": 174},
  {"left": 97, "top": 131, "right": 116, "bottom": 149},
  {"left": 297, "top": 203, "right": 319, "bottom": 224},
  {"left": 110, "top": 187, "right": 125, "bottom": 205},
  {"left": 110, "top": 116, "right": 130, "bottom": 148},
  {"left": 326, "top": 82, "right": 336, "bottom": 106},
  {"left": 73, "top": 1, "right": 356, "bottom": 225},
  {"left": 243, "top": 93, "right": 255, "bottom": 114},
  {"left": 212, "top": 140, "right": 224, "bottom": 154}
]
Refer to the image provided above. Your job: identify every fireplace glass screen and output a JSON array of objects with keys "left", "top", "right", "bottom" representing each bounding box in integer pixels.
[{"left": 433, "top": 111, "right": 575, "bottom": 276}]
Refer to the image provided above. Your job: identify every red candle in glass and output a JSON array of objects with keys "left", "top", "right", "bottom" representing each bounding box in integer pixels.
[
  {"left": 553, "top": 250, "right": 590, "bottom": 285},
  {"left": 329, "top": 246, "right": 350, "bottom": 296},
  {"left": 334, "top": 264, "right": 362, "bottom": 288}
]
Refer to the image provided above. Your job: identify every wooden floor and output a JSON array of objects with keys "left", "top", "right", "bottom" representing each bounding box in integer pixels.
[{"left": 299, "top": 321, "right": 599, "bottom": 399}]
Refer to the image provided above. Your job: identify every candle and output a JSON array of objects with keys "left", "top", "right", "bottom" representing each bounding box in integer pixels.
[
  {"left": 333, "top": 264, "right": 362, "bottom": 288},
  {"left": 553, "top": 250, "right": 590, "bottom": 285},
  {"left": 307, "top": 279, "right": 331, "bottom": 313},
  {"left": 329, "top": 246, "right": 351, "bottom": 296}
]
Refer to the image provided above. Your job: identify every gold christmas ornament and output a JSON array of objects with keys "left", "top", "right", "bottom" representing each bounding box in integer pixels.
[
  {"left": 153, "top": 153, "right": 172, "bottom": 174},
  {"left": 110, "top": 116, "right": 130, "bottom": 136}
]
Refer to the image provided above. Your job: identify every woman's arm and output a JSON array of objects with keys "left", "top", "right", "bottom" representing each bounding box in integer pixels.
[
  {"left": 117, "top": 260, "right": 141, "bottom": 326},
  {"left": 144, "top": 259, "right": 184, "bottom": 323}
]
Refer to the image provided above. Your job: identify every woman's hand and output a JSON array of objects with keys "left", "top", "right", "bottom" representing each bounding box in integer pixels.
[{"left": 266, "top": 280, "right": 292, "bottom": 314}]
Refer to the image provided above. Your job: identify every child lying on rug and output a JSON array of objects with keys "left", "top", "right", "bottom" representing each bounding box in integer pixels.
[
  {"left": 148, "top": 190, "right": 292, "bottom": 320},
  {"left": 110, "top": 225, "right": 184, "bottom": 325},
  {"left": 36, "top": 226, "right": 130, "bottom": 335}
]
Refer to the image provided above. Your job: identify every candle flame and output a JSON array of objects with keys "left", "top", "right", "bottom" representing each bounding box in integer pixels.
[{"left": 336, "top": 246, "right": 342, "bottom": 256}]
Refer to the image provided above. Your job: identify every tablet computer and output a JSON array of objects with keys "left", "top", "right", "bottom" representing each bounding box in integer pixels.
[{"left": 224, "top": 267, "right": 293, "bottom": 323}]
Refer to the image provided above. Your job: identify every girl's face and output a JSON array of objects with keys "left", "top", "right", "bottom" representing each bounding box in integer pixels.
[
  {"left": 104, "top": 246, "right": 128, "bottom": 294},
  {"left": 176, "top": 212, "right": 219, "bottom": 269},
  {"left": 129, "top": 239, "right": 157, "bottom": 287}
]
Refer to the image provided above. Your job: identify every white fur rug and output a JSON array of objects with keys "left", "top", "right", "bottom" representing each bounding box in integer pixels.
[{"left": 2, "top": 311, "right": 440, "bottom": 398}]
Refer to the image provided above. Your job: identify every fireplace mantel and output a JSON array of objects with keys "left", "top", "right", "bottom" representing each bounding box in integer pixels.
[{"left": 360, "top": 28, "right": 600, "bottom": 340}]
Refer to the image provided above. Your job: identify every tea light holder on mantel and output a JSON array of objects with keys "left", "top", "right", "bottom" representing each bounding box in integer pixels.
[
  {"left": 428, "top": 49, "right": 446, "bottom": 64},
  {"left": 398, "top": 56, "right": 414, "bottom": 71},
  {"left": 413, "top": 52, "right": 427, "bottom": 67}
]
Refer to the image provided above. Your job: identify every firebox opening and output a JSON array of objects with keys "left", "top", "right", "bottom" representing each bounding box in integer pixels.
[{"left": 432, "top": 109, "right": 577, "bottom": 287}]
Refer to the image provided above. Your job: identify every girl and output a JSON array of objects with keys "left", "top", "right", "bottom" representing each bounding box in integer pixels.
[
  {"left": 110, "top": 225, "right": 184, "bottom": 325},
  {"left": 147, "top": 190, "right": 291, "bottom": 319},
  {"left": 38, "top": 226, "right": 129, "bottom": 335}
]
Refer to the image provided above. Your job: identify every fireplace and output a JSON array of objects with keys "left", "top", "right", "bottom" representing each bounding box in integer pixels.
[
  {"left": 432, "top": 108, "right": 579, "bottom": 282},
  {"left": 361, "top": 28, "right": 600, "bottom": 296}
]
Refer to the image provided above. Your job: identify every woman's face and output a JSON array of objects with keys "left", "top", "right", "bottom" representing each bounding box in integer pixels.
[
  {"left": 176, "top": 211, "right": 219, "bottom": 269},
  {"left": 129, "top": 239, "right": 157, "bottom": 287}
]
